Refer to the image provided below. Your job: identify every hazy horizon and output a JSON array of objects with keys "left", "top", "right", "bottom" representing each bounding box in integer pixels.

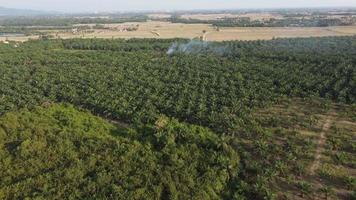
[{"left": 1, "top": 0, "right": 356, "bottom": 13}]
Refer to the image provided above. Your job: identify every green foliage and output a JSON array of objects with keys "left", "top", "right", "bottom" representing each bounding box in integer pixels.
[
  {"left": 0, "top": 104, "right": 239, "bottom": 199},
  {"left": 297, "top": 181, "right": 312, "bottom": 197},
  {"left": 345, "top": 176, "right": 356, "bottom": 191},
  {"left": 0, "top": 36, "right": 355, "bottom": 199},
  {"left": 351, "top": 191, "right": 356, "bottom": 200},
  {"left": 0, "top": 37, "right": 355, "bottom": 136},
  {"left": 319, "top": 186, "right": 334, "bottom": 200}
]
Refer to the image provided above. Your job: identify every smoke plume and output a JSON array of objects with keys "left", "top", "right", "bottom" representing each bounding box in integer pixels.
[{"left": 167, "top": 40, "right": 229, "bottom": 56}]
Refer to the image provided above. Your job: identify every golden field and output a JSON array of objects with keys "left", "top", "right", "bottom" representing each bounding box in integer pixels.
[{"left": 1, "top": 21, "right": 356, "bottom": 42}]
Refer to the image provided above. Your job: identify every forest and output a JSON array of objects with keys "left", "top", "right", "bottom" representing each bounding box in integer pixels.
[{"left": 0, "top": 36, "right": 355, "bottom": 199}]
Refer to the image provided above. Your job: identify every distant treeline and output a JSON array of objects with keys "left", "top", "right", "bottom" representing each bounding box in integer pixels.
[
  {"left": 0, "top": 15, "right": 148, "bottom": 35},
  {"left": 0, "top": 26, "right": 77, "bottom": 36},
  {"left": 170, "top": 16, "right": 356, "bottom": 27},
  {"left": 1, "top": 14, "right": 354, "bottom": 28},
  {"left": 0, "top": 15, "right": 148, "bottom": 26}
]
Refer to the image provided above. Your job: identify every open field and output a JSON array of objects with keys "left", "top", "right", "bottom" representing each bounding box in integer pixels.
[
  {"left": 51, "top": 22, "right": 214, "bottom": 40},
  {"left": 1, "top": 21, "right": 356, "bottom": 42},
  {"left": 207, "top": 25, "right": 356, "bottom": 41},
  {"left": 0, "top": 35, "right": 38, "bottom": 42}
]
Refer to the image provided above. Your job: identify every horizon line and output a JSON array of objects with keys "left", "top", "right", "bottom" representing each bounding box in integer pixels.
[{"left": 2, "top": 5, "right": 356, "bottom": 14}]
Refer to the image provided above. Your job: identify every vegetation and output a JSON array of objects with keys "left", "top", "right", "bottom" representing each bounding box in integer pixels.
[
  {"left": 320, "top": 186, "right": 335, "bottom": 200},
  {"left": 0, "top": 15, "right": 147, "bottom": 36},
  {"left": 0, "top": 16, "right": 148, "bottom": 26},
  {"left": 0, "top": 37, "right": 354, "bottom": 128},
  {"left": 0, "top": 104, "right": 239, "bottom": 199},
  {"left": 0, "top": 36, "right": 355, "bottom": 199},
  {"left": 169, "top": 15, "right": 356, "bottom": 27}
]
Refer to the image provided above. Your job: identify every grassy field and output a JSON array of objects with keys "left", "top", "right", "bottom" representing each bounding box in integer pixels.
[{"left": 1, "top": 21, "right": 356, "bottom": 42}]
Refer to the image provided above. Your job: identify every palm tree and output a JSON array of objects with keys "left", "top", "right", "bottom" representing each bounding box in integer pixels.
[
  {"left": 297, "top": 181, "right": 312, "bottom": 198},
  {"left": 320, "top": 186, "right": 334, "bottom": 200}
]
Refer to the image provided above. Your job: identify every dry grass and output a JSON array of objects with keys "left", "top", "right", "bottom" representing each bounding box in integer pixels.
[
  {"left": 53, "top": 21, "right": 214, "bottom": 40},
  {"left": 0, "top": 36, "right": 39, "bottom": 42},
  {"left": 49, "top": 22, "right": 356, "bottom": 41},
  {"left": 1, "top": 21, "right": 356, "bottom": 42},
  {"left": 207, "top": 26, "right": 356, "bottom": 41}
]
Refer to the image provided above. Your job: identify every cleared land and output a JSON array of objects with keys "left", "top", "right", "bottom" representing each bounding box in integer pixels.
[
  {"left": 55, "top": 22, "right": 214, "bottom": 40},
  {"left": 309, "top": 117, "right": 331, "bottom": 175},
  {"left": 1, "top": 21, "right": 356, "bottom": 42},
  {"left": 0, "top": 35, "right": 38, "bottom": 42},
  {"left": 256, "top": 99, "right": 356, "bottom": 199},
  {"left": 207, "top": 26, "right": 356, "bottom": 41}
]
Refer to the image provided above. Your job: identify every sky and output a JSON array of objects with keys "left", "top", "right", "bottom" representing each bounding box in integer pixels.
[{"left": 1, "top": 0, "right": 356, "bottom": 12}]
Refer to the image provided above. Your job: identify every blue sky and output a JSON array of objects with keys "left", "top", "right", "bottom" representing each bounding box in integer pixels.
[{"left": 0, "top": 0, "right": 355, "bottom": 12}]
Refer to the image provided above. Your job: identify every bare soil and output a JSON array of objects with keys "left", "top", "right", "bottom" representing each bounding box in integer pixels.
[{"left": 309, "top": 117, "right": 332, "bottom": 175}]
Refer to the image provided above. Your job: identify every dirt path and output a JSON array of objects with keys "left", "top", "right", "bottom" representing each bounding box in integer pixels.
[
  {"left": 202, "top": 31, "right": 208, "bottom": 41},
  {"left": 309, "top": 117, "right": 332, "bottom": 175},
  {"left": 107, "top": 118, "right": 130, "bottom": 128}
]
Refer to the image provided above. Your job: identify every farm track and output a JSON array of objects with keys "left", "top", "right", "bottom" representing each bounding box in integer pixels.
[{"left": 309, "top": 116, "right": 332, "bottom": 175}]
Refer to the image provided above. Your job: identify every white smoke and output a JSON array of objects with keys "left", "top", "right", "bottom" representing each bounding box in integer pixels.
[{"left": 167, "top": 40, "right": 229, "bottom": 56}]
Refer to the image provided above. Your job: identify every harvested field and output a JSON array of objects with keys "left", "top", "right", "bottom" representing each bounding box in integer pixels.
[
  {"left": 0, "top": 35, "right": 39, "bottom": 42},
  {"left": 1, "top": 21, "right": 356, "bottom": 42},
  {"left": 52, "top": 22, "right": 214, "bottom": 40},
  {"left": 207, "top": 26, "right": 356, "bottom": 41}
]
